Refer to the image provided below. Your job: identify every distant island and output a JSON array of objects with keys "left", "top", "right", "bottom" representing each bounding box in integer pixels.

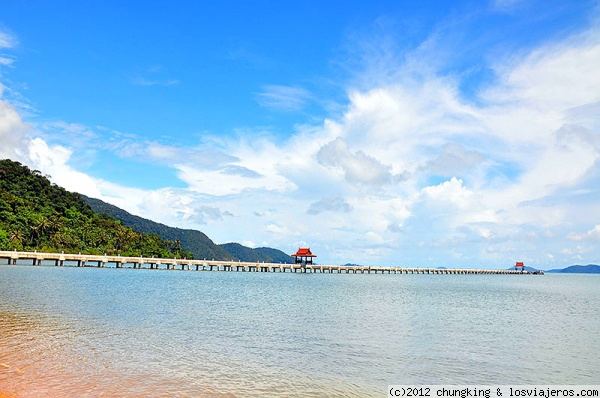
[
  {"left": 507, "top": 264, "right": 600, "bottom": 274},
  {"left": 546, "top": 264, "right": 600, "bottom": 274}
]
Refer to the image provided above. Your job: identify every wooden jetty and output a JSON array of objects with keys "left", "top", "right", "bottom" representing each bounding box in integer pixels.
[{"left": 0, "top": 250, "right": 542, "bottom": 275}]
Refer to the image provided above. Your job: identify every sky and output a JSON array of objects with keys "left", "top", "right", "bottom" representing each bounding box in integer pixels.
[{"left": 1, "top": 0, "right": 600, "bottom": 269}]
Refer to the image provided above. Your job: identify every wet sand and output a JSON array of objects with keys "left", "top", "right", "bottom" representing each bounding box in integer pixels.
[{"left": 0, "top": 346, "right": 239, "bottom": 398}]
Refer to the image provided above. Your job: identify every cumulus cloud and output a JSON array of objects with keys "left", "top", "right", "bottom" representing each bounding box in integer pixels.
[
  {"left": 136, "top": 189, "right": 229, "bottom": 226},
  {"left": 307, "top": 196, "right": 352, "bottom": 215},
  {"left": 316, "top": 137, "right": 396, "bottom": 186},
  {"left": 0, "top": 86, "right": 30, "bottom": 161},
  {"left": 424, "top": 143, "right": 486, "bottom": 178},
  {"left": 422, "top": 177, "right": 474, "bottom": 208},
  {"left": 565, "top": 102, "right": 600, "bottom": 132},
  {"left": 555, "top": 123, "right": 600, "bottom": 151},
  {"left": 26, "top": 138, "right": 105, "bottom": 197},
  {"left": 568, "top": 225, "right": 600, "bottom": 242}
]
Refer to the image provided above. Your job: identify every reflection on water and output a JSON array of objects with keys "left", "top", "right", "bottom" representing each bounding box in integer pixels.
[{"left": 1, "top": 265, "right": 599, "bottom": 397}]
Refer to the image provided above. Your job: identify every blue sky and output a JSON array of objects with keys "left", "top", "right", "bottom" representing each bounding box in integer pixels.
[{"left": 1, "top": 0, "right": 600, "bottom": 268}]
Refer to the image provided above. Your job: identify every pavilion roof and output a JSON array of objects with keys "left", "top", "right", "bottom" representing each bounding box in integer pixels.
[{"left": 292, "top": 247, "right": 316, "bottom": 257}]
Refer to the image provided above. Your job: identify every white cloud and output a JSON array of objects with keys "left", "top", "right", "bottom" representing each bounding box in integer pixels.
[
  {"left": 27, "top": 138, "right": 104, "bottom": 198},
  {"left": 568, "top": 225, "right": 600, "bottom": 242},
  {"left": 484, "top": 33, "right": 600, "bottom": 112},
  {"left": 131, "top": 77, "right": 179, "bottom": 86},
  {"left": 256, "top": 85, "right": 312, "bottom": 111},
  {"left": 424, "top": 144, "right": 486, "bottom": 178},
  {"left": 131, "top": 65, "right": 179, "bottom": 87},
  {"left": 0, "top": 30, "right": 17, "bottom": 72},
  {"left": 174, "top": 158, "right": 293, "bottom": 196},
  {"left": 307, "top": 196, "right": 352, "bottom": 215},
  {"left": 0, "top": 30, "right": 17, "bottom": 49},
  {"left": 0, "top": 56, "right": 15, "bottom": 66},
  {"left": 316, "top": 137, "right": 395, "bottom": 186},
  {"left": 422, "top": 177, "right": 474, "bottom": 209},
  {"left": 40, "top": 121, "right": 99, "bottom": 147},
  {"left": 141, "top": 131, "right": 313, "bottom": 198},
  {"left": 0, "top": 86, "right": 30, "bottom": 161},
  {"left": 241, "top": 240, "right": 256, "bottom": 248}
]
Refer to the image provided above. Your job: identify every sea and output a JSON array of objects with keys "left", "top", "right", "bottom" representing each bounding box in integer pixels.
[{"left": 0, "top": 263, "right": 598, "bottom": 397}]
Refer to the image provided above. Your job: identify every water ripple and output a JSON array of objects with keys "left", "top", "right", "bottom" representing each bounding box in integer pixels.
[{"left": 1, "top": 266, "right": 599, "bottom": 396}]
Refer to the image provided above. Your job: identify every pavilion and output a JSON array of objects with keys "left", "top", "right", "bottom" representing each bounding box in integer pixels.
[
  {"left": 292, "top": 248, "right": 316, "bottom": 265},
  {"left": 515, "top": 261, "right": 525, "bottom": 271}
]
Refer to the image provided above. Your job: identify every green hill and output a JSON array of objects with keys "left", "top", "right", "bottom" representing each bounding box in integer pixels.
[
  {"left": 83, "top": 196, "right": 293, "bottom": 263},
  {"left": 220, "top": 242, "right": 293, "bottom": 263},
  {"left": 0, "top": 159, "right": 192, "bottom": 258},
  {"left": 252, "top": 247, "right": 294, "bottom": 264},
  {"left": 83, "top": 195, "right": 233, "bottom": 260}
]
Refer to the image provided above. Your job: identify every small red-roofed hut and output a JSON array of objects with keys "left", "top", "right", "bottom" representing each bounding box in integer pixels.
[
  {"left": 292, "top": 248, "right": 316, "bottom": 265},
  {"left": 515, "top": 261, "right": 525, "bottom": 271}
]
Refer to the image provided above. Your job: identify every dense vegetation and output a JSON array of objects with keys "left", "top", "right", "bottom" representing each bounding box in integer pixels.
[
  {"left": 84, "top": 195, "right": 293, "bottom": 263},
  {"left": 0, "top": 159, "right": 192, "bottom": 258}
]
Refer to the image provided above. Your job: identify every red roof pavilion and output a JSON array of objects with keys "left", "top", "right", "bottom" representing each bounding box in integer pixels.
[
  {"left": 515, "top": 261, "right": 525, "bottom": 270},
  {"left": 292, "top": 247, "right": 316, "bottom": 265}
]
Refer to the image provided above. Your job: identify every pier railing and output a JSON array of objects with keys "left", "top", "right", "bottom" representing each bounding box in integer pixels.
[{"left": 0, "top": 250, "right": 541, "bottom": 275}]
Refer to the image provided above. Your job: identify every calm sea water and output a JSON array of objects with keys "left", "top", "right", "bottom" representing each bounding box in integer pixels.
[{"left": 0, "top": 264, "right": 598, "bottom": 397}]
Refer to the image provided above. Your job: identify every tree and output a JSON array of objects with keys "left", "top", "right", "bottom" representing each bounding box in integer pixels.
[
  {"left": 8, "top": 228, "right": 23, "bottom": 249},
  {"left": 0, "top": 227, "right": 9, "bottom": 249}
]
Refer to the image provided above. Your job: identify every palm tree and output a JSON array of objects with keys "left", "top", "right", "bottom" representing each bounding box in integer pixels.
[
  {"left": 9, "top": 228, "right": 23, "bottom": 248},
  {"left": 36, "top": 218, "right": 52, "bottom": 244},
  {"left": 29, "top": 224, "right": 40, "bottom": 245}
]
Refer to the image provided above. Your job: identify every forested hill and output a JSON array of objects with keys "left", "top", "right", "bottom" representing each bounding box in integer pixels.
[
  {"left": 82, "top": 196, "right": 294, "bottom": 263},
  {"left": 0, "top": 159, "right": 192, "bottom": 258},
  {"left": 83, "top": 195, "right": 233, "bottom": 261}
]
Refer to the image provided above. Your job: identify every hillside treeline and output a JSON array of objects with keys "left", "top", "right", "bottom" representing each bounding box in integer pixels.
[{"left": 0, "top": 159, "right": 192, "bottom": 258}]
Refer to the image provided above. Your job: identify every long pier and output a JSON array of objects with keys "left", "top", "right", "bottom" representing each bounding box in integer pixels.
[{"left": 0, "top": 251, "right": 541, "bottom": 275}]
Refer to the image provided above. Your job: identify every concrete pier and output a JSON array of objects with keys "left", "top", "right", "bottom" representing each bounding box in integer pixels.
[{"left": 0, "top": 250, "right": 542, "bottom": 275}]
